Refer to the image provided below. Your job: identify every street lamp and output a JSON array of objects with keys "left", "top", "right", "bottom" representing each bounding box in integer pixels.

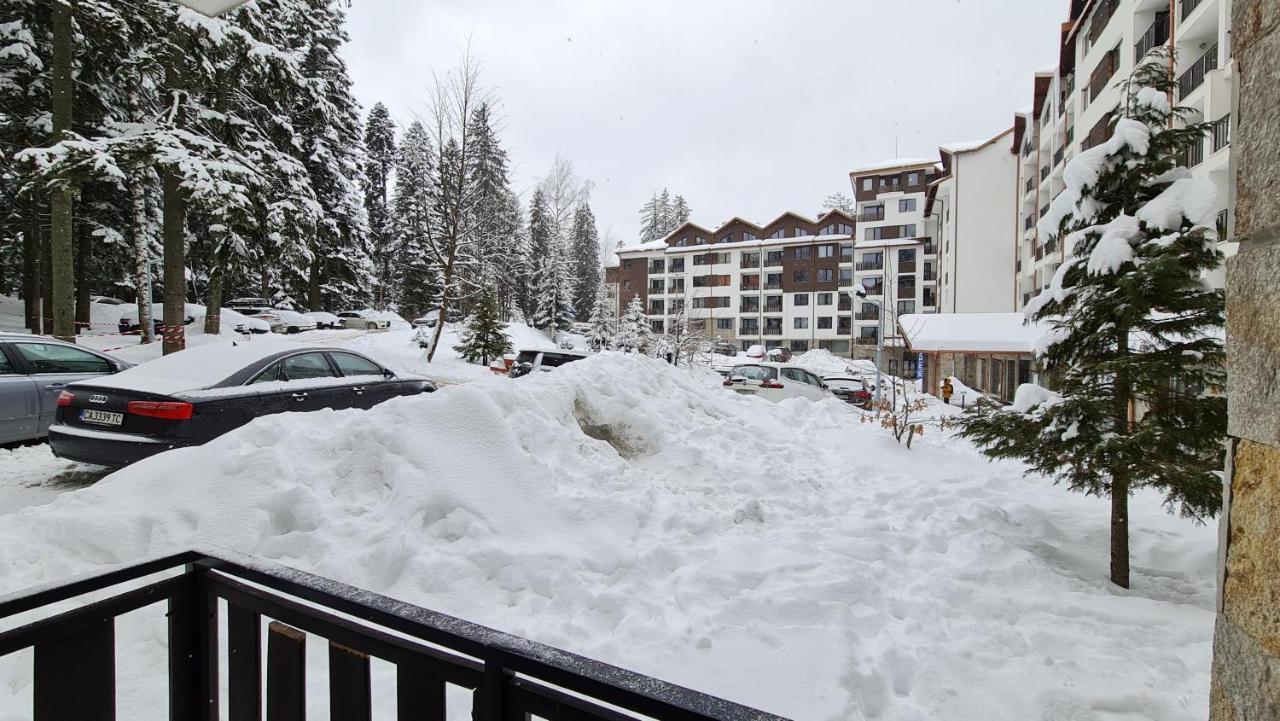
[
  {"left": 174, "top": 0, "right": 251, "bottom": 16},
  {"left": 842, "top": 283, "right": 884, "bottom": 406}
]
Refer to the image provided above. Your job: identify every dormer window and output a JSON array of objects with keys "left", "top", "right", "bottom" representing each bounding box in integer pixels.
[
  {"left": 744, "top": 231, "right": 758, "bottom": 241},
  {"left": 721, "top": 235, "right": 733, "bottom": 244},
  {"left": 695, "top": 236, "right": 707, "bottom": 245},
  {"left": 675, "top": 237, "right": 687, "bottom": 247}
]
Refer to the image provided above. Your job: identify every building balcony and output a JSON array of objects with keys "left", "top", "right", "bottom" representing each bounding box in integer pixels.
[
  {"left": 764, "top": 282, "right": 782, "bottom": 291},
  {"left": 855, "top": 261, "right": 883, "bottom": 272},
  {"left": 855, "top": 336, "right": 880, "bottom": 346},
  {"left": 923, "top": 271, "right": 937, "bottom": 282},
  {"left": 923, "top": 240, "right": 936, "bottom": 255},
  {"left": 739, "top": 259, "right": 759, "bottom": 270},
  {"left": 855, "top": 312, "right": 880, "bottom": 321},
  {"left": 739, "top": 284, "right": 760, "bottom": 292},
  {"left": 862, "top": 286, "right": 884, "bottom": 297},
  {"left": 898, "top": 261, "right": 917, "bottom": 273},
  {"left": 1135, "top": 13, "right": 1170, "bottom": 61},
  {"left": 1211, "top": 114, "right": 1231, "bottom": 154},
  {"left": 858, "top": 210, "right": 885, "bottom": 223},
  {"left": 1182, "top": 0, "right": 1204, "bottom": 21},
  {"left": 1178, "top": 44, "right": 1218, "bottom": 99}
]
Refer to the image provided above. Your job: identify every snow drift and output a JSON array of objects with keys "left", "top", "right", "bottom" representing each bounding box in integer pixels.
[{"left": 0, "top": 354, "right": 1216, "bottom": 720}]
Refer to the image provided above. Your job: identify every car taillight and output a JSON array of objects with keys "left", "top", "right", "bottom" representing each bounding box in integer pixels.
[
  {"left": 761, "top": 380, "right": 784, "bottom": 389},
  {"left": 127, "top": 400, "right": 193, "bottom": 420},
  {"left": 56, "top": 390, "right": 74, "bottom": 407}
]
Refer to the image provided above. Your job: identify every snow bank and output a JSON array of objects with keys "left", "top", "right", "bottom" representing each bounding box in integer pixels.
[{"left": 0, "top": 355, "right": 1217, "bottom": 720}]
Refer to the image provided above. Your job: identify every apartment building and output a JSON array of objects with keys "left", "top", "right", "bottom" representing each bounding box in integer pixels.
[
  {"left": 1014, "top": 0, "right": 1235, "bottom": 309},
  {"left": 603, "top": 209, "right": 865, "bottom": 355},
  {"left": 923, "top": 130, "right": 1019, "bottom": 314}
]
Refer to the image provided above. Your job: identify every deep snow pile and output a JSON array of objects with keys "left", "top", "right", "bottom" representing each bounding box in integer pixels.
[{"left": 0, "top": 355, "right": 1216, "bottom": 720}]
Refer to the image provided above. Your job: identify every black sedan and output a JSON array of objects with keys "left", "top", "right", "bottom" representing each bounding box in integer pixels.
[{"left": 48, "top": 343, "right": 434, "bottom": 467}]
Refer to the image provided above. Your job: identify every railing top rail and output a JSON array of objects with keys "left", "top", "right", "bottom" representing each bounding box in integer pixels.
[{"left": 1, "top": 548, "right": 792, "bottom": 721}]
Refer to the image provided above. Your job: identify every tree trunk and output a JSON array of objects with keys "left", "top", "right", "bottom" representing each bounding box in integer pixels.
[
  {"left": 23, "top": 196, "right": 42, "bottom": 333},
  {"left": 204, "top": 261, "right": 224, "bottom": 335},
  {"left": 129, "top": 174, "right": 153, "bottom": 343},
  {"left": 161, "top": 169, "right": 187, "bottom": 355},
  {"left": 41, "top": 224, "right": 53, "bottom": 334},
  {"left": 307, "top": 254, "right": 322, "bottom": 310},
  {"left": 48, "top": 0, "right": 75, "bottom": 342},
  {"left": 75, "top": 227, "right": 90, "bottom": 334},
  {"left": 1110, "top": 474, "right": 1131, "bottom": 588},
  {"left": 426, "top": 255, "right": 454, "bottom": 362}
]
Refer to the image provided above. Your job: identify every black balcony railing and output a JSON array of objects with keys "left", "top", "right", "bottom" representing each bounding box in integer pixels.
[
  {"left": 1035, "top": 245, "right": 1045, "bottom": 260},
  {"left": 923, "top": 271, "right": 937, "bottom": 281},
  {"left": 1211, "top": 114, "right": 1231, "bottom": 153},
  {"left": 1182, "top": 0, "right": 1203, "bottom": 20},
  {"left": 1178, "top": 44, "right": 1218, "bottom": 98},
  {"left": 739, "top": 259, "right": 759, "bottom": 270},
  {"left": 1182, "top": 137, "right": 1205, "bottom": 167},
  {"left": 1135, "top": 13, "right": 1169, "bottom": 60},
  {"left": 1040, "top": 203, "right": 1050, "bottom": 218},
  {"left": 855, "top": 311, "right": 880, "bottom": 321},
  {"left": 1054, "top": 147, "right": 1065, "bottom": 167},
  {"left": 855, "top": 335, "right": 879, "bottom": 346},
  {"left": 1045, "top": 237, "right": 1057, "bottom": 254},
  {"left": 862, "top": 285, "right": 884, "bottom": 296},
  {"left": 0, "top": 550, "right": 785, "bottom": 721},
  {"left": 855, "top": 261, "right": 883, "bottom": 272},
  {"left": 1025, "top": 215, "right": 1035, "bottom": 231},
  {"left": 1025, "top": 177, "right": 1034, "bottom": 194},
  {"left": 739, "top": 284, "right": 760, "bottom": 292},
  {"left": 858, "top": 210, "right": 885, "bottom": 222},
  {"left": 1040, "top": 165, "right": 1050, "bottom": 181},
  {"left": 1217, "top": 209, "right": 1229, "bottom": 238},
  {"left": 764, "top": 282, "right": 782, "bottom": 291},
  {"left": 923, "top": 241, "right": 935, "bottom": 255}
]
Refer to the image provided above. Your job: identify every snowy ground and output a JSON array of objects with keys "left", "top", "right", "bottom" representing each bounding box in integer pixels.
[{"left": 0, "top": 350, "right": 1217, "bottom": 720}]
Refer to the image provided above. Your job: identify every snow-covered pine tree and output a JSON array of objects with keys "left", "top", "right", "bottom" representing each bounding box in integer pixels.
[
  {"left": 585, "top": 290, "right": 614, "bottom": 352},
  {"left": 465, "top": 102, "right": 517, "bottom": 307},
  {"left": 958, "top": 55, "right": 1226, "bottom": 589},
  {"left": 670, "top": 194, "right": 690, "bottom": 227},
  {"left": 638, "top": 193, "right": 663, "bottom": 243},
  {"left": 392, "top": 120, "right": 440, "bottom": 318},
  {"left": 520, "top": 188, "right": 552, "bottom": 322},
  {"left": 656, "top": 188, "right": 672, "bottom": 236},
  {"left": 363, "top": 102, "right": 398, "bottom": 310},
  {"left": 531, "top": 240, "right": 574, "bottom": 334},
  {"left": 822, "top": 192, "right": 856, "bottom": 215},
  {"left": 569, "top": 202, "right": 601, "bottom": 320},
  {"left": 453, "top": 290, "right": 511, "bottom": 366},
  {"left": 613, "top": 294, "right": 653, "bottom": 354}
]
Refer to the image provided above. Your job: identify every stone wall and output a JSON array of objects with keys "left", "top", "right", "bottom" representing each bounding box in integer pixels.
[{"left": 1209, "top": 1, "right": 1280, "bottom": 718}]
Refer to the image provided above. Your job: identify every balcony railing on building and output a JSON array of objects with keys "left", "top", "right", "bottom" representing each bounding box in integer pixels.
[
  {"left": 739, "top": 258, "right": 758, "bottom": 270},
  {"left": 858, "top": 209, "right": 885, "bottom": 223},
  {"left": 1024, "top": 215, "right": 1035, "bottom": 231},
  {"left": 1135, "top": 12, "right": 1170, "bottom": 60},
  {"left": 1039, "top": 203, "right": 1050, "bottom": 218},
  {"left": 1182, "top": 136, "right": 1205, "bottom": 168},
  {"left": 862, "top": 284, "right": 883, "bottom": 296},
  {"left": 855, "top": 260, "right": 883, "bottom": 272},
  {"left": 1025, "top": 177, "right": 1034, "bottom": 194},
  {"left": 896, "top": 282, "right": 916, "bottom": 297},
  {"left": 1053, "top": 146, "right": 1065, "bottom": 167},
  {"left": 1217, "top": 209, "right": 1229, "bottom": 238},
  {"left": 855, "top": 335, "right": 879, "bottom": 346},
  {"left": 922, "top": 240, "right": 935, "bottom": 255},
  {"left": 1040, "top": 165, "right": 1050, "bottom": 181},
  {"left": 1211, "top": 114, "right": 1231, "bottom": 153},
  {"left": 1044, "top": 237, "right": 1057, "bottom": 254},
  {"left": 739, "top": 283, "right": 759, "bottom": 292},
  {"left": 1182, "top": 0, "right": 1203, "bottom": 20},
  {"left": 1178, "top": 44, "right": 1218, "bottom": 98},
  {"left": 923, "top": 269, "right": 937, "bottom": 281},
  {"left": 1035, "top": 245, "right": 1045, "bottom": 261},
  {"left": 855, "top": 311, "right": 880, "bottom": 321}
]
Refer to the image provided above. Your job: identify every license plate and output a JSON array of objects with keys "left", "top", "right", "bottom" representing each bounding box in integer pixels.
[
  {"left": 734, "top": 389, "right": 755, "bottom": 395},
  {"left": 80, "top": 409, "right": 123, "bottom": 426}
]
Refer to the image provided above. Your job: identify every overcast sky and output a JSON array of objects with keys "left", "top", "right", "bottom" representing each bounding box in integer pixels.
[{"left": 344, "top": 0, "right": 1065, "bottom": 247}]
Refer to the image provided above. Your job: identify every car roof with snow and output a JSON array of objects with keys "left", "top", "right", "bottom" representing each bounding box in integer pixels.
[
  {"left": 518, "top": 348, "right": 588, "bottom": 357},
  {"left": 70, "top": 343, "right": 378, "bottom": 395}
]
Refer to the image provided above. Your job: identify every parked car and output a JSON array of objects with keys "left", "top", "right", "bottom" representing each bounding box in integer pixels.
[
  {"left": 711, "top": 341, "right": 738, "bottom": 356},
  {"left": 765, "top": 347, "right": 792, "bottom": 363},
  {"left": 722, "top": 363, "right": 830, "bottom": 402},
  {"left": 337, "top": 311, "right": 392, "bottom": 330},
  {"left": 744, "top": 344, "right": 766, "bottom": 360},
  {"left": 508, "top": 348, "right": 588, "bottom": 378},
  {"left": 411, "top": 308, "right": 464, "bottom": 328},
  {"left": 302, "top": 311, "right": 343, "bottom": 329},
  {"left": 570, "top": 321, "right": 593, "bottom": 335},
  {"left": 225, "top": 297, "right": 273, "bottom": 314},
  {"left": 823, "top": 374, "right": 873, "bottom": 408},
  {"left": 253, "top": 309, "right": 318, "bottom": 334},
  {"left": 90, "top": 295, "right": 128, "bottom": 306},
  {"left": 0, "top": 334, "right": 132, "bottom": 445},
  {"left": 117, "top": 303, "right": 197, "bottom": 336},
  {"left": 48, "top": 343, "right": 434, "bottom": 467}
]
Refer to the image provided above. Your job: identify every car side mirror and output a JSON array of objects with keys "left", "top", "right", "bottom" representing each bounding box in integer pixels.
[{"left": 383, "top": 368, "right": 395, "bottom": 378}]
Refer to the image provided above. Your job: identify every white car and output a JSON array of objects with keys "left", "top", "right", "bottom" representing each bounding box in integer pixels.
[
  {"left": 722, "top": 363, "right": 831, "bottom": 402},
  {"left": 302, "top": 311, "right": 343, "bottom": 329},
  {"left": 336, "top": 311, "right": 391, "bottom": 331},
  {"left": 255, "top": 309, "right": 317, "bottom": 334},
  {"left": 91, "top": 295, "right": 128, "bottom": 306}
]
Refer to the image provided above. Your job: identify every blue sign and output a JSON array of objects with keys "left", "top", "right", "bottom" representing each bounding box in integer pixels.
[{"left": 915, "top": 352, "right": 924, "bottom": 380}]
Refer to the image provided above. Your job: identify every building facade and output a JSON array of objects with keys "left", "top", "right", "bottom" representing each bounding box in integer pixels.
[{"left": 1014, "top": 0, "right": 1235, "bottom": 310}]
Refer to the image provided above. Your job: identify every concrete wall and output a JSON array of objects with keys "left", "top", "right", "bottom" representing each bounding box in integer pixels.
[
  {"left": 1208, "top": 1, "right": 1280, "bottom": 717},
  {"left": 941, "top": 140, "right": 1018, "bottom": 313}
]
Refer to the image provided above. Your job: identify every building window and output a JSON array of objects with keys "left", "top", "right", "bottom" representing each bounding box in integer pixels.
[
  {"left": 794, "top": 246, "right": 811, "bottom": 259},
  {"left": 740, "top": 317, "right": 759, "bottom": 335},
  {"left": 649, "top": 299, "right": 665, "bottom": 315},
  {"left": 768, "top": 229, "right": 785, "bottom": 239},
  {"left": 649, "top": 280, "right": 664, "bottom": 294},
  {"left": 817, "top": 269, "right": 833, "bottom": 283},
  {"left": 670, "top": 298, "right": 685, "bottom": 313},
  {"left": 650, "top": 320, "right": 665, "bottom": 334},
  {"left": 794, "top": 293, "right": 810, "bottom": 306},
  {"left": 741, "top": 251, "right": 760, "bottom": 267},
  {"left": 668, "top": 279, "right": 685, "bottom": 293},
  {"left": 794, "top": 270, "right": 810, "bottom": 283},
  {"left": 839, "top": 268, "right": 854, "bottom": 286},
  {"left": 741, "top": 296, "right": 760, "bottom": 313},
  {"left": 903, "top": 224, "right": 916, "bottom": 238},
  {"left": 897, "top": 300, "right": 915, "bottom": 316},
  {"left": 765, "top": 295, "right": 783, "bottom": 313},
  {"left": 818, "top": 317, "right": 832, "bottom": 330},
  {"left": 865, "top": 227, "right": 883, "bottom": 241},
  {"left": 669, "top": 257, "right": 685, "bottom": 273},
  {"left": 764, "top": 317, "right": 783, "bottom": 335},
  {"left": 790, "top": 340, "right": 809, "bottom": 352},
  {"left": 648, "top": 259, "right": 665, "bottom": 274},
  {"left": 840, "top": 244, "right": 854, "bottom": 261},
  {"left": 692, "top": 296, "right": 731, "bottom": 309},
  {"left": 623, "top": 280, "right": 632, "bottom": 291},
  {"left": 674, "top": 238, "right": 686, "bottom": 247},
  {"left": 743, "top": 231, "right": 758, "bottom": 241},
  {"left": 817, "top": 292, "right": 833, "bottom": 305},
  {"left": 899, "top": 198, "right": 917, "bottom": 212},
  {"left": 906, "top": 172, "right": 920, "bottom": 185},
  {"left": 695, "top": 236, "right": 707, "bottom": 245},
  {"left": 765, "top": 272, "right": 783, "bottom": 289},
  {"left": 862, "top": 178, "right": 873, "bottom": 191},
  {"left": 766, "top": 250, "right": 785, "bottom": 266},
  {"left": 818, "top": 245, "right": 835, "bottom": 258},
  {"left": 623, "top": 259, "right": 632, "bottom": 270},
  {"left": 716, "top": 318, "right": 733, "bottom": 331},
  {"left": 794, "top": 227, "right": 807, "bottom": 237},
  {"left": 794, "top": 318, "right": 809, "bottom": 330}
]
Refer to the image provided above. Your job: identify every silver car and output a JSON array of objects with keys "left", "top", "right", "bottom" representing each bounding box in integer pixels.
[{"left": 0, "top": 334, "right": 132, "bottom": 444}]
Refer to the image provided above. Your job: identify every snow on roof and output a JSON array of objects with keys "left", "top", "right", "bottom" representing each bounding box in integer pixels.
[
  {"left": 80, "top": 340, "right": 301, "bottom": 395},
  {"left": 898, "top": 313, "right": 1044, "bottom": 354},
  {"left": 940, "top": 138, "right": 990, "bottom": 154},
  {"left": 849, "top": 157, "right": 938, "bottom": 174},
  {"left": 615, "top": 239, "right": 671, "bottom": 255},
  {"left": 854, "top": 237, "right": 928, "bottom": 250},
  {"left": 1015, "top": 104, "right": 1034, "bottom": 116}
]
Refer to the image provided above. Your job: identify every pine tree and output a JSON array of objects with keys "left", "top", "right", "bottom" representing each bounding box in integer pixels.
[
  {"left": 670, "top": 194, "right": 690, "bottom": 227},
  {"left": 532, "top": 241, "right": 574, "bottom": 333},
  {"left": 614, "top": 294, "right": 653, "bottom": 354},
  {"left": 822, "top": 192, "right": 856, "bottom": 215},
  {"left": 363, "top": 102, "right": 397, "bottom": 310},
  {"left": 585, "top": 290, "right": 614, "bottom": 352},
  {"left": 392, "top": 120, "right": 439, "bottom": 317},
  {"left": 569, "top": 202, "right": 601, "bottom": 320},
  {"left": 638, "top": 192, "right": 663, "bottom": 243},
  {"left": 454, "top": 290, "right": 512, "bottom": 366},
  {"left": 958, "top": 56, "right": 1226, "bottom": 589}
]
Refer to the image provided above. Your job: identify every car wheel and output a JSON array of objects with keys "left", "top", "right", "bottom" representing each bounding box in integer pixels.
[{"left": 365, "top": 321, "right": 377, "bottom": 330}]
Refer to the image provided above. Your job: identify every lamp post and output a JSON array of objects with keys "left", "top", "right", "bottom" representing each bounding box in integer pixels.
[{"left": 843, "top": 286, "right": 884, "bottom": 406}]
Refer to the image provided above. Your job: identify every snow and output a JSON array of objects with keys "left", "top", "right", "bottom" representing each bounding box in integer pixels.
[
  {"left": 1135, "top": 86, "right": 1171, "bottom": 116},
  {"left": 1039, "top": 118, "right": 1152, "bottom": 240},
  {"left": 1011, "top": 383, "right": 1061, "bottom": 413},
  {"left": 1136, "top": 177, "right": 1220, "bottom": 232},
  {"left": 849, "top": 157, "right": 937, "bottom": 174},
  {"left": 898, "top": 313, "right": 1044, "bottom": 353},
  {"left": 82, "top": 340, "right": 300, "bottom": 395},
  {"left": 939, "top": 138, "right": 989, "bottom": 154},
  {"left": 1086, "top": 214, "right": 1141, "bottom": 275},
  {"left": 0, "top": 353, "right": 1218, "bottom": 720}
]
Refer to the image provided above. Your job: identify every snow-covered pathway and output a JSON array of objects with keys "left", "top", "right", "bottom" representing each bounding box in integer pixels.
[{"left": 0, "top": 354, "right": 1216, "bottom": 720}]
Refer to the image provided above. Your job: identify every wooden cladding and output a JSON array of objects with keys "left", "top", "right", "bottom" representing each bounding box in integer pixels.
[{"left": 1088, "top": 44, "right": 1120, "bottom": 101}]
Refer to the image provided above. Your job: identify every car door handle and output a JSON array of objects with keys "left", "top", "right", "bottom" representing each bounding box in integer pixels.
[
  {"left": 43, "top": 383, "right": 65, "bottom": 390},
  {"left": 291, "top": 392, "right": 308, "bottom": 401}
]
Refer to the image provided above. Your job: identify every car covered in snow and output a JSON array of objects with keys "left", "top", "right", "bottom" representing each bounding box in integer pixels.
[
  {"left": 225, "top": 297, "right": 273, "bottom": 314},
  {"left": 0, "top": 334, "right": 133, "bottom": 445},
  {"left": 253, "top": 309, "right": 317, "bottom": 334},
  {"left": 508, "top": 348, "right": 588, "bottom": 378},
  {"left": 337, "top": 310, "right": 392, "bottom": 330},
  {"left": 302, "top": 311, "right": 343, "bottom": 329},
  {"left": 47, "top": 343, "right": 434, "bottom": 467},
  {"left": 744, "top": 344, "right": 766, "bottom": 360},
  {"left": 823, "top": 374, "right": 873, "bottom": 408},
  {"left": 411, "top": 308, "right": 464, "bottom": 328},
  {"left": 722, "top": 363, "right": 830, "bottom": 402},
  {"left": 90, "top": 295, "right": 128, "bottom": 306}
]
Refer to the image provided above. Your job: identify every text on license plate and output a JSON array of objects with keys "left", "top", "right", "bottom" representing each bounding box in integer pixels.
[{"left": 80, "top": 409, "right": 123, "bottom": 426}]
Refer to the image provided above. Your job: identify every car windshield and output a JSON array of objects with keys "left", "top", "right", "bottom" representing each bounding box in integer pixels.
[
  {"left": 539, "top": 353, "right": 582, "bottom": 368},
  {"left": 731, "top": 365, "right": 777, "bottom": 382},
  {"left": 515, "top": 351, "right": 539, "bottom": 365}
]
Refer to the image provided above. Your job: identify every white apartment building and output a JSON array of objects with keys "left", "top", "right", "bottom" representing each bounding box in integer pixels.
[
  {"left": 925, "top": 131, "right": 1019, "bottom": 314},
  {"left": 1015, "top": 0, "right": 1234, "bottom": 309}
]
